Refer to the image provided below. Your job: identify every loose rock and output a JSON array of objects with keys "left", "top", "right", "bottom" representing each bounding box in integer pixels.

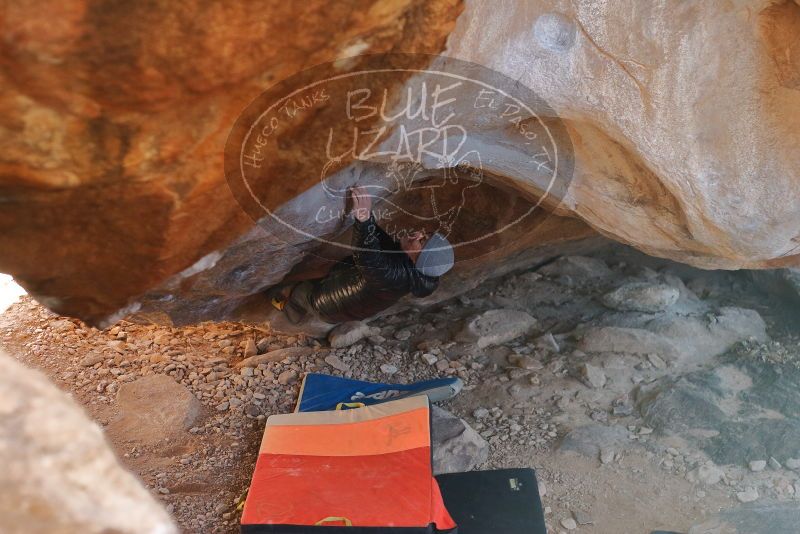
[
  {"left": 749, "top": 460, "right": 766, "bottom": 472},
  {"left": 328, "top": 321, "right": 379, "bottom": 348},
  {"left": 736, "top": 487, "right": 759, "bottom": 503},
  {"left": 457, "top": 309, "right": 537, "bottom": 348},
  {"left": 238, "top": 347, "right": 313, "bottom": 367},
  {"left": 431, "top": 406, "right": 489, "bottom": 475},
  {"left": 602, "top": 282, "right": 680, "bottom": 313},
  {"left": 560, "top": 517, "right": 578, "bottom": 530},
  {"left": 243, "top": 338, "right": 258, "bottom": 357},
  {"left": 324, "top": 354, "right": 350, "bottom": 373},
  {"left": 277, "top": 370, "right": 298, "bottom": 385},
  {"left": 580, "top": 363, "right": 607, "bottom": 389},
  {"left": 380, "top": 364, "right": 398, "bottom": 375}
]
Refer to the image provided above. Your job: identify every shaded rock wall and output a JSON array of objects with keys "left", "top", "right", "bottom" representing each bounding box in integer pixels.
[{"left": 1, "top": 0, "right": 799, "bottom": 326}]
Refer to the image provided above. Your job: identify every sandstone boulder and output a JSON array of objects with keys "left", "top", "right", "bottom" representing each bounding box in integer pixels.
[
  {"left": 1, "top": 1, "right": 799, "bottom": 327},
  {"left": 0, "top": 350, "right": 176, "bottom": 534}
]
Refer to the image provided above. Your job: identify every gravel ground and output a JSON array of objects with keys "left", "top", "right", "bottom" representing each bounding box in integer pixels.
[{"left": 2, "top": 246, "right": 800, "bottom": 533}]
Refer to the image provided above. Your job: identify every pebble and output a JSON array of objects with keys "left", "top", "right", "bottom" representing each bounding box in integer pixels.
[
  {"left": 473, "top": 407, "right": 490, "bottom": 419},
  {"left": 600, "top": 448, "right": 615, "bottom": 464},
  {"left": 324, "top": 354, "right": 350, "bottom": 372},
  {"left": 80, "top": 353, "right": 106, "bottom": 367},
  {"left": 749, "top": 460, "right": 767, "bottom": 472},
  {"left": 420, "top": 353, "right": 439, "bottom": 365},
  {"left": 394, "top": 329, "right": 412, "bottom": 341},
  {"left": 536, "top": 332, "right": 560, "bottom": 353},
  {"left": 243, "top": 338, "right": 258, "bottom": 357},
  {"left": 612, "top": 404, "right": 633, "bottom": 416},
  {"left": 277, "top": 370, "right": 298, "bottom": 385},
  {"left": 581, "top": 363, "right": 606, "bottom": 389},
  {"left": 380, "top": 364, "right": 398, "bottom": 375},
  {"left": 696, "top": 462, "right": 723, "bottom": 485},
  {"left": 736, "top": 487, "right": 759, "bottom": 503},
  {"left": 560, "top": 517, "right": 577, "bottom": 530},
  {"left": 509, "top": 354, "right": 543, "bottom": 370},
  {"left": 647, "top": 353, "right": 667, "bottom": 370},
  {"left": 786, "top": 458, "right": 800, "bottom": 470},
  {"left": 573, "top": 511, "right": 593, "bottom": 525}
]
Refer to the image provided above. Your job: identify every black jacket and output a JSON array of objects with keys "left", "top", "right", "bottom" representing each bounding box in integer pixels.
[{"left": 309, "top": 215, "right": 439, "bottom": 323}]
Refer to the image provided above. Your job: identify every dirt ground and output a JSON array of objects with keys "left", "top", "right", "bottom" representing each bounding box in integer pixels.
[{"left": 2, "top": 246, "right": 798, "bottom": 534}]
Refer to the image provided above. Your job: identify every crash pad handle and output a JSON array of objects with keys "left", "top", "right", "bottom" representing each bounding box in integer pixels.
[
  {"left": 315, "top": 516, "right": 353, "bottom": 526},
  {"left": 335, "top": 402, "right": 365, "bottom": 410}
]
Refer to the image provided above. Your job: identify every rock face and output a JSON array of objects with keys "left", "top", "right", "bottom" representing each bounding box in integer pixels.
[
  {"left": 0, "top": 350, "right": 176, "bottom": 534},
  {"left": 688, "top": 504, "right": 800, "bottom": 534},
  {"left": 638, "top": 357, "right": 800, "bottom": 465},
  {"left": 1, "top": 1, "right": 799, "bottom": 326},
  {"left": 448, "top": 0, "right": 800, "bottom": 269}
]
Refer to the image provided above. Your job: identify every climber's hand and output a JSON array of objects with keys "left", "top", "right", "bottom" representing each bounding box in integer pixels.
[{"left": 350, "top": 186, "right": 372, "bottom": 222}]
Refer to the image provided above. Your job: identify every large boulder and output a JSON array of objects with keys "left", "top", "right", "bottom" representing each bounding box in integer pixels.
[
  {"left": 1, "top": 0, "right": 798, "bottom": 326},
  {"left": 0, "top": 350, "right": 176, "bottom": 534}
]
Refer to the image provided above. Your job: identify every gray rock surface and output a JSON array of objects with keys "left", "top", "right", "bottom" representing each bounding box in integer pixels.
[
  {"left": 431, "top": 405, "right": 489, "bottom": 475},
  {"left": 579, "top": 326, "right": 683, "bottom": 360},
  {"left": 638, "top": 358, "right": 800, "bottom": 465},
  {"left": 579, "top": 306, "right": 767, "bottom": 366},
  {"left": 647, "top": 307, "right": 768, "bottom": 363},
  {"left": 0, "top": 350, "right": 176, "bottom": 534},
  {"left": 688, "top": 503, "right": 800, "bottom": 534}
]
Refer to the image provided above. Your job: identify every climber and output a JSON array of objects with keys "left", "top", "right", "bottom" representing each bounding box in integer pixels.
[{"left": 269, "top": 186, "right": 454, "bottom": 324}]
